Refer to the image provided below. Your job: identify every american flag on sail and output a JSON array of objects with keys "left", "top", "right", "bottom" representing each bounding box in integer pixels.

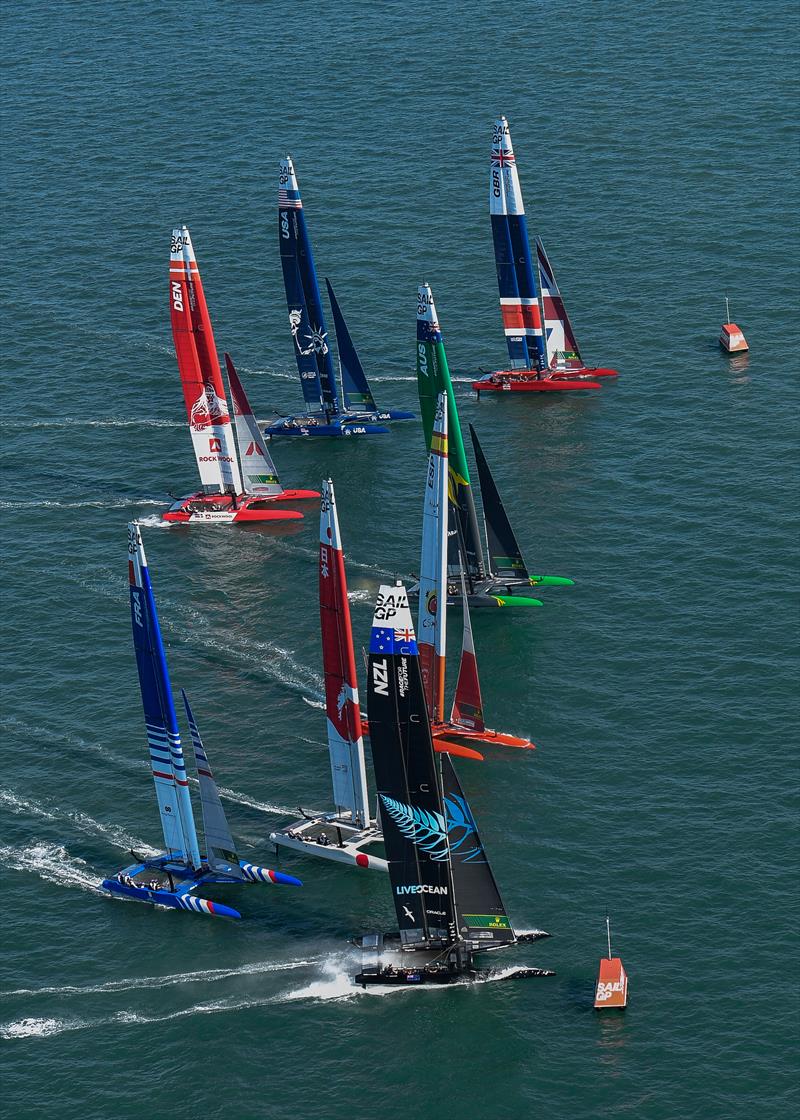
[{"left": 278, "top": 189, "right": 302, "bottom": 209}]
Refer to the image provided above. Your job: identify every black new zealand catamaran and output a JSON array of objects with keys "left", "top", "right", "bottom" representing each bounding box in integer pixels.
[{"left": 353, "top": 582, "right": 553, "bottom": 986}]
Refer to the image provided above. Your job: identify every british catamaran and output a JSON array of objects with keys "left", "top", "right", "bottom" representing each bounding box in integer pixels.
[
  {"left": 473, "top": 117, "right": 614, "bottom": 395},
  {"left": 165, "top": 226, "right": 318, "bottom": 523},
  {"left": 418, "top": 395, "right": 534, "bottom": 752},
  {"left": 101, "top": 524, "right": 302, "bottom": 917},
  {"left": 353, "top": 583, "right": 553, "bottom": 986},
  {"left": 265, "top": 156, "right": 414, "bottom": 438},
  {"left": 416, "top": 283, "right": 572, "bottom": 606}
]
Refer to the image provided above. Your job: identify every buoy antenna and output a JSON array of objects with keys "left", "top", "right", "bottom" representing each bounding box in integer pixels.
[
  {"left": 606, "top": 914, "right": 612, "bottom": 960},
  {"left": 725, "top": 295, "right": 731, "bottom": 323}
]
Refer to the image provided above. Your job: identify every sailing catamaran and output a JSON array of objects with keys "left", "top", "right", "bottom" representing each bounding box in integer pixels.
[
  {"left": 265, "top": 156, "right": 414, "bottom": 438},
  {"left": 416, "top": 282, "right": 572, "bottom": 606},
  {"left": 165, "top": 225, "right": 318, "bottom": 522},
  {"left": 101, "top": 524, "right": 302, "bottom": 917},
  {"left": 418, "top": 395, "right": 534, "bottom": 752},
  {"left": 472, "top": 116, "right": 614, "bottom": 394},
  {"left": 270, "top": 479, "right": 388, "bottom": 871},
  {"left": 353, "top": 583, "right": 553, "bottom": 986}
]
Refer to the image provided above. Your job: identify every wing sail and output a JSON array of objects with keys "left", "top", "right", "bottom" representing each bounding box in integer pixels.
[
  {"left": 181, "top": 691, "right": 244, "bottom": 879},
  {"left": 367, "top": 584, "right": 457, "bottom": 944},
  {"left": 417, "top": 393, "right": 449, "bottom": 722},
  {"left": 224, "top": 354, "right": 283, "bottom": 497},
  {"left": 325, "top": 278, "right": 378, "bottom": 413},
  {"left": 319, "top": 479, "right": 370, "bottom": 827},
  {"left": 469, "top": 425, "right": 529, "bottom": 580},
  {"left": 450, "top": 566, "right": 485, "bottom": 733},
  {"left": 536, "top": 237, "right": 583, "bottom": 367},
  {"left": 169, "top": 227, "right": 242, "bottom": 493},
  {"left": 127, "top": 523, "right": 201, "bottom": 868}
]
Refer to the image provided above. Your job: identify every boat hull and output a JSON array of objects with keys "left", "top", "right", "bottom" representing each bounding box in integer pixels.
[
  {"left": 264, "top": 414, "right": 390, "bottom": 438},
  {"left": 550, "top": 366, "right": 618, "bottom": 379},
  {"left": 432, "top": 721, "right": 535, "bottom": 751},
  {"left": 473, "top": 372, "right": 601, "bottom": 392},
  {"left": 353, "top": 931, "right": 554, "bottom": 987},
  {"left": 270, "top": 816, "right": 389, "bottom": 872},
  {"left": 162, "top": 490, "right": 316, "bottom": 524}
]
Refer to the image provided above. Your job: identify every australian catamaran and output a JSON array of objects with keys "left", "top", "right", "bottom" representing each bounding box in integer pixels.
[
  {"left": 473, "top": 117, "right": 615, "bottom": 394},
  {"left": 353, "top": 583, "right": 553, "bottom": 986},
  {"left": 266, "top": 156, "right": 414, "bottom": 438},
  {"left": 165, "top": 225, "right": 318, "bottom": 522},
  {"left": 101, "top": 524, "right": 302, "bottom": 917},
  {"left": 416, "top": 283, "right": 573, "bottom": 606}
]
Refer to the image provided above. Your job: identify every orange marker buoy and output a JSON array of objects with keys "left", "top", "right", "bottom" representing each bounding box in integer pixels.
[
  {"left": 719, "top": 297, "right": 749, "bottom": 353},
  {"left": 594, "top": 916, "right": 628, "bottom": 1009}
]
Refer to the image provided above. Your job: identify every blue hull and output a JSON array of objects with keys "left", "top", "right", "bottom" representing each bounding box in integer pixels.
[{"left": 264, "top": 414, "right": 390, "bottom": 438}]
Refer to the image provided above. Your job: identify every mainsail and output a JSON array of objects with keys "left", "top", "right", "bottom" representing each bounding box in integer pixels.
[
  {"left": 278, "top": 156, "right": 339, "bottom": 415},
  {"left": 416, "top": 283, "right": 486, "bottom": 583},
  {"left": 224, "top": 354, "right": 283, "bottom": 497},
  {"left": 469, "top": 425, "right": 529, "bottom": 580},
  {"left": 181, "top": 690, "right": 244, "bottom": 879},
  {"left": 417, "top": 393, "right": 449, "bottom": 723},
  {"left": 320, "top": 479, "right": 370, "bottom": 827},
  {"left": 367, "top": 584, "right": 457, "bottom": 945},
  {"left": 169, "top": 226, "right": 242, "bottom": 493},
  {"left": 489, "top": 117, "right": 547, "bottom": 372},
  {"left": 441, "top": 753, "right": 515, "bottom": 946},
  {"left": 128, "top": 523, "right": 201, "bottom": 868},
  {"left": 535, "top": 237, "right": 583, "bottom": 368},
  {"left": 325, "top": 278, "right": 378, "bottom": 413},
  {"left": 450, "top": 568, "right": 485, "bottom": 734}
]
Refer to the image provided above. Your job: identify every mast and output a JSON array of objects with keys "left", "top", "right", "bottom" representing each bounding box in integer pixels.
[
  {"left": 325, "top": 278, "right": 378, "bottom": 413},
  {"left": 417, "top": 393, "right": 449, "bottom": 723},
  {"left": 181, "top": 690, "right": 244, "bottom": 879},
  {"left": 468, "top": 425, "right": 530, "bottom": 580},
  {"left": 490, "top": 117, "right": 547, "bottom": 372},
  {"left": 320, "top": 479, "right": 370, "bottom": 827},
  {"left": 366, "top": 583, "right": 458, "bottom": 946},
  {"left": 224, "top": 354, "right": 284, "bottom": 497},
  {"left": 278, "top": 157, "right": 339, "bottom": 416},
  {"left": 535, "top": 237, "right": 583, "bottom": 367},
  {"left": 127, "top": 523, "right": 201, "bottom": 869},
  {"left": 169, "top": 226, "right": 242, "bottom": 494},
  {"left": 416, "top": 283, "right": 486, "bottom": 584}
]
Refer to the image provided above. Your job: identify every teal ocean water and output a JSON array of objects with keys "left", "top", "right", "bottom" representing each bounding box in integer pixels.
[{"left": 2, "top": 2, "right": 798, "bottom": 1117}]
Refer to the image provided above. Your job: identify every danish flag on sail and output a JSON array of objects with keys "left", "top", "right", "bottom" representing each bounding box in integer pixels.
[
  {"left": 169, "top": 226, "right": 241, "bottom": 493},
  {"left": 224, "top": 354, "right": 283, "bottom": 497}
]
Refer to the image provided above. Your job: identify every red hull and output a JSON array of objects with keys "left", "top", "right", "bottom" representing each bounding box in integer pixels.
[
  {"left": 473, "top": 373, "right": 601, "bottom": 392},
  {"left": 433, "top": 722, "right": 535, "bottom": 752},
  {"left": 163, "top": 491, "right": 312, "bottom": 524},
  {"left": 550, "top": 366, "right": 617, "bottom": 379}
]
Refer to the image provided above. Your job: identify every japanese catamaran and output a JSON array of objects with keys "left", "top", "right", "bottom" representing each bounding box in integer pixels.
[
  {"left": 418, "top": 394, "right": 534, "bottom": 752},
  {"left": 101, "top": 524, "right": 302, "bottom": 917},
  {"left": 265, "top": 156, "right": 414, "bottom": 438},
  {"left": 353, "top": 583, "right": 553, "bottom": 986},
  {"left": 472, "top": 116, "right": 615, "bottom": 394},
  {"left": 165, "top": 225, "right": 318, "bottom": 523},
  {"left": 416, "top": 282, "right": 573, "bottom": 606}
]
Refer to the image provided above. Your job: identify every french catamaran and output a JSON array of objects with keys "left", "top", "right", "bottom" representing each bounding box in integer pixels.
[
  {"left": 353, "top": 583, "right": 553, "bottom": 986},
  {"left": 165, "top": 226, "right": 318, "bottom": 523},
  {"left": 416, "top": 282, "right": 573, "bottom": 606},
  {"left": 101, "top": 524, "right": 302, "bottom": 917},
  {"left": 265, "top": 156, "right": 414, "bottom": 438},
  {"left": 473, "top": 116, "right": 615, "bottom": 395},
  {"left": 417, "top": 394, "right": 534, "bottom": 752}
]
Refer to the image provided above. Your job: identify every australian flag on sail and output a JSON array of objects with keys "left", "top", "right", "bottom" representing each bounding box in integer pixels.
[{"left": 369, "top": 625, "right": 418, "bottom": 657}]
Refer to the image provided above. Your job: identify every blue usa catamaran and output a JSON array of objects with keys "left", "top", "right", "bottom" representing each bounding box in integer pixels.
[
  {"left": 101, "top": 524, "right": 302, "bottom": 918},
  {"left": 266, "top": 155, "right": 414, "bottom": 438}
]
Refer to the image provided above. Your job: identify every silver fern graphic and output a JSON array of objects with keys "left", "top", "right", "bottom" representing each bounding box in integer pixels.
[{"left": 379, "top": 794, "right": 486, "bottom": 863}]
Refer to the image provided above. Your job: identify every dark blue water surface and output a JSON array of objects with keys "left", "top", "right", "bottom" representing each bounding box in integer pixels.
[{"left": 2, "top": 2, "right": 798, "bottom": 1118}]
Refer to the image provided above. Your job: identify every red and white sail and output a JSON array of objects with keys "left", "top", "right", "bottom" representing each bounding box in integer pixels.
[
  {"left": 450, "top": 567, "right": 486, "bottom": 733},
  {"left": 224, "top": 354, "right": 283, "bottom": 497},
  {"left": 169, "top": 226, "right": 241, "bottom": 493},
  {"left": 536, "top": 237, "right": 583, "bottom": 369},
  {"left": 417, "top": 393, "right": 449, "bottom": 723},
  {"left": 319, "top": 479, "right": 370, "bottom": 827}
]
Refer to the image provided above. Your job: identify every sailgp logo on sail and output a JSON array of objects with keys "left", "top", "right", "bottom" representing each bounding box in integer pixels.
[{"left": 396, "top": 885, "right": 448, "bottom": 896}]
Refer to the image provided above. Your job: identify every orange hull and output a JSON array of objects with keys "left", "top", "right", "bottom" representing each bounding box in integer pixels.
[{"left": 432, "top": 722, "right": 535, "bottom": 751}]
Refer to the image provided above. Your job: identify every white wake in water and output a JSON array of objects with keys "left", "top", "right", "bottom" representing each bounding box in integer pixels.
[
  {"left": 0, "top": 497, "right": 165, "bottom": 511},
  {"left": 26, "top": 417, "right": 182, "bottom": 430},
  {"left": 0, "top": 842, "right": 101, "bottom": 895},
  {"left": 0, "top": 788, "right": 158, "bottom": 856}
]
